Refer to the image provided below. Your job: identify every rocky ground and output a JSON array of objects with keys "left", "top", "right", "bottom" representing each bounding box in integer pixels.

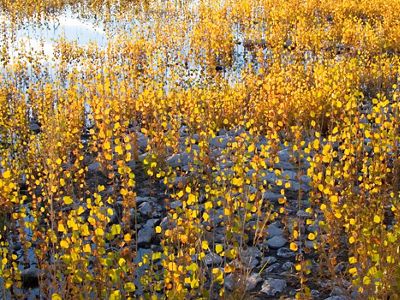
[{"left": 10, "top": 126, "right": 359, "bottom": 300}]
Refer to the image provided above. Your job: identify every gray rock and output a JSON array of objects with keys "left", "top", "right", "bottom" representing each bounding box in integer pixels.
[
  {"left": 281, "top": 170, "right": 297, "bottom": 180},
  {"left": 281, "top": 261, "right": 294, "bottom": 271},
  {"left": 21, "top": 267, "right": 40, "bottom": 288},
  {"left": 241, "top": 247, "right": 262, "bottom": 259},
  {"left": 179, "top": 126, "right": 189, "bottom": 137},
  {"left": 88, "top": 161, "right": 101, "bottom": 173},
  {"left": 278, "top": 149, "right": 291, "bottom": 162},
  {"left": 138, "top": 202, "right": 153, "bottom": 217},
  {"left": 300, "top": 175, "right": 311, "bottom": 184},
  {"left": 277, "top": 247, "right": 296, "bottom": 258},
  {"left": 311, "top": 290, "right": 320, "bottom": 298},
  {"left": 264, "top": 262, "right": 281, "bottom": 273},
  {"left": 246, "top": 273, "right": 263, "bottom": 291},
  {"left": 29, "top": 122, "right": 40, "bottom": 133},
  {"left": 267, "top": 223, "right": 284, "bottom": 237},
  {"left": 136, "top": 132, "right": 148, "bottom": 151},
  {"left": 324, "top": 297, "right": 348, "bottom": 300},
  {"left": 263, "top": 191, "right": 284, "bottom": 202},
  {"left": 159, "top": 217, "right": 170, "bottom": 230},
  {"left": 267, "top": 236, "right": 287, "bottom": 249},
  {"left": 166, "top": 153, "right": 190, "bottom": 168},
  {"left": 276, "top": 161, "right": 296, "bottom": 170},
  {"left": 224, "top": 274, "right": 235, "bottom": 291},
  {"left": 330, "top": 286, "right": 347, "bottom": 296},
  {"left": 240, "top": 247, "right": 261, "bottom": 269},
  {"left": 261, "top": 171, "right": 278, "bottom": 184},
  {"left": 210, "top": 135, "right": 230, "bottom": 148},
  {"left": 137, "top": 219, "right": 158, "bottom": 246},
  {"left": 138, "top": 152, "right": 148, "bottom": 161},
  {"left": 261, "top": 278, "right": 287, "bottom": 296},
  {"left": 296, "top": 210, "right": 311, "bottom": 218},
  {"left": 203, "top": 252, "right": 223, "bottom": 266},
  {"left": 261, "top": 256, "right": 277, "bottom": 266},
  {"left": 305, "top": 240, "right": 317, "bottom": 249},
  {"left": 136, "top": 196, "right": 157, "bottom": 205},
  {"left": 170, "top": 200, "right": 182, "bottom": 209}
]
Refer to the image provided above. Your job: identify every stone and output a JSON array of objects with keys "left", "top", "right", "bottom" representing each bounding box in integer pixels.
[
  {"left": 21, "top": 267, "right": 40, "bottom": 288},
  {"left": 330, "top": 286, "right": 347, "bottom": 296},
  {"left": 224, "top": 274, "right": 235, "bottom": 291},
  {"left": 277, "top": 247, "right": 296, "bottom": 258},
  {"left": 179, "top": 126, "right": 189, "bottom": 137},
  {"left": 311, "top": 290, "right": 320, "bottom": 298},
  {"left": 88, "top": 161, "right": 100, "bottom": 173},
  {"left": 281, "top": 170, "right": 297, "bottom": 181},
  {"left": 210, "top": 135, "right": 230, "bottom": 148},
  {"left": 203, "top": 252, "right": 223, "bottom": 266},
  {"left": 278, "top": 149, "right": 291, "bottom": 162},
  {"left": 166, "top": 153, "right": 190, "bottom": 168},
  {"left": 267, "top": 223, "right": 284, "bottom": 237},
  {"left": 29, "top": 122, "right": 41, "bottom": 133},
  {"left": 261, "top": 256, "right": 277, "bottom": 266},
  {"left": 324, "top": 297, "right": 348, "bottom": 300},
  {"left": 263, "top": 191, "right": 284, "bottom": 202},
  {"left": 305, "top": 240, "right": 317, "bottom": 249},
  {"left": 267, "top": 236, "right": 287, "bottom": 249},
  {"left": 138, "top": 202, "right": 153, "bottom": 217},
  {"left": 261, "top": 278, "right": 287, "bottom": 296},
  {"left": 136, "top": 196, "right": 157, "bottom": 205},
  {"left": 261, "top": 171, "right": 278, "bottom": 184},
  {"left": 264, "top": 263, "right": 280, "bottom": 273},
  {"left": 137, "top": 219, "right": 158, "bottom": 246},
  {"left": 170, "top": 200, "right": 182, "bottom": 209},
  {"left": 245, "top": 273, "right": 263, "bottom": 291},
  {"left": 241, "top": 247, "right": 262, "bottom": 259},
  {"left": 281, "top": 261, "right": 294, "bottom": 271},
  {"left": 136, "top": 132, "right": 148, "bottom": 151},
  {"left": 296, "top": 210, "right": 311, "bottom": 218},
  {"left": 276, "top": 161, "right": 296, "bottom": 170}
]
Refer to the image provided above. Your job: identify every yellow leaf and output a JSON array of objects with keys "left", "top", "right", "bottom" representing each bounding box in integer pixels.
[
  {"left": 118, "top": 258, "right": 126, "bottom": 266},
  {"left": 63, "top": 196, "right": 73, "bottom": 205},
  {"left": 330, "top": 195, "right": 338, "bottom": 203},
  {"left": 232, "top": 177, "right": 243, "bottom": 187},
  {"left": 111, "top": 224, "right": 121, "bottom": 235},
  {"left": 104, "top": 141, "right": 111, "bottom": 150},
  {"left": 2, "top": 170, "right": 11, "bottom": 179},
  {"left": 373, "top": 215, "right": 381, "bottom": 224},
  {"left": 155, "top": 226, "right": 162, "bottom": 234},
  {"left": 124, "top": 233, "right": 132, "bottom": 242},
  {"left": 60, "top": 240, "right": 69, "bottom": 249},
  {"left": 349, "top": 257, "right": 357, "bottom": 264},
  {"left": 248, "top": 144, "right": 255, "bottom": 152},
  {"left": 124, "top": 282, "right": 136, "bottom": 292},
  {"left": 115, "top": 145, "right": 123, "bottom": 155},
  {"left": 187, "top": 193, "right": 196, "bottom": 205},
  {"left": 289, "top": 242, "right": 298, "bottom": 251},
  {"left": 109, "top": 290, "right": 121, "bottom": 300},
  {"left": 202, "top": 240, "right": 209, "bottom": 250},
  {"left": 52, "top": 293, "right": 62, "bottom": 300},
  {"left": 83, "top": 244, "right": 91, "bottom": 253},
  {"left": 95, "top": 228, "right": 104, "bottom": 236},
  {"left": 58, "top": 223, "right": 66, "bottom": 233},
  {"left": 308, "top": 233, "right": 316, "bottom": 241},
  {"left": 215, "top": 244, "right": 223, "bottom": 254}
]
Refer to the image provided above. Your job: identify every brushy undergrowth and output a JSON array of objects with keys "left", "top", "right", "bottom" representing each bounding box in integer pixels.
[{"left": 0, "top": 0, "right": 400, "bottom": 299}]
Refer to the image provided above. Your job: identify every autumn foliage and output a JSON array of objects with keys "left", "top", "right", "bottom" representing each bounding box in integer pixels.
[{"left": 0, "top": 0, "right": 400, "bottom": 299}]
